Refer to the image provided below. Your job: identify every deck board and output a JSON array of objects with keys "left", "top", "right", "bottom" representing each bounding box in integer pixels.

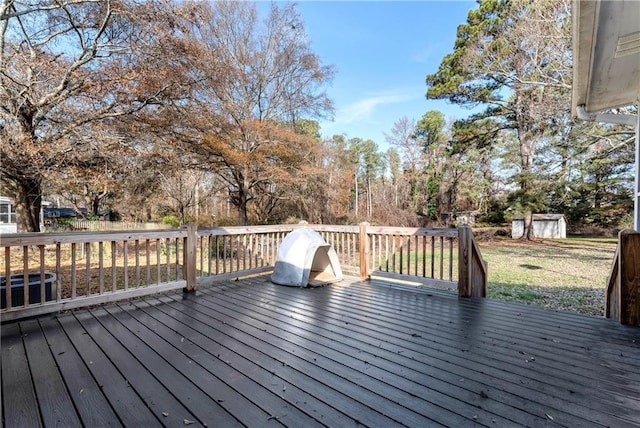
[
  {"left": 96, "top": 304, "right": 283, "bottom": 427},
  {"left": 196, "top": 284, "right": 521, "bottom": 426},
  {"left": 129, "top": 296, "right": 360, "bottom": 427},
  {"left": 202, "top": 283, "right": 581, "bottom": 425},
  {"left": 1, "top": 323, "right": 41, "bottom": 428},
  {"left": 2, "top": 275, "right": 640, "bottom": 427},
  {"left": 151, "top": 294, "right": 408, "bottom": 427},
  {"left": 75, "top": 308, "right": 240, "bottom": 427},
  {"left": 20, "top": 319, "right": 82, "bottom": 428},
  {"left": 206, "top": 278, "right": 636, "bottom": 427},
  {"left": 57, "top": 312, "right": 162, "bottom": 427},
  {"left": 110, "top": 299, "right": 326, "bottom": 428},
  {"left": 38, "top": 317, "right": 123, "bottom": 427}
]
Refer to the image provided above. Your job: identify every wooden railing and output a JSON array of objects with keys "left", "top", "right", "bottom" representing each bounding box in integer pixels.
[
  {"left": 606, "top": 229, "right": 640, "bottom": 325},
  {"left": 1, "top": 229, "right": 188, "bottom": 321},
  {"left": 360, "top": 224, "right": 486, "bottom": 296},
  {"left": 363, "top": 225, "right": 458, "bottom": 288},
  {"left": 1, "top": 223, "right": 486, "bottom": 321}
]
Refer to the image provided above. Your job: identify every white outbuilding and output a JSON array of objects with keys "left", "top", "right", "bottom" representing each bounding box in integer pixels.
[{"left": 512, "top": 214, "right": 567, "bottom": 239}]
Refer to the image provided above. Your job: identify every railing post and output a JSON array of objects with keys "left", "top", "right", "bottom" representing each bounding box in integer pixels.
[
  {"left": 458, "top": 225, "right": 472, "bottom": 297},
  {"left": 359, "top": 222, "right": 370, "bottom": 280},
  {"left": 184, "top": 224, "right": 197, "bottom": 292},
  {"left": 616, "top": 229, "right": 640, "bottom": 325}
]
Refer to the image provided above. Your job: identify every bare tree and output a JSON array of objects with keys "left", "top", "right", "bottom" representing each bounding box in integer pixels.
[
  {"left": 159, "top": 169, "right": 221, "bottom": 225},
  {"left": 385, "top": 116, "right": 424, "bottom": 212},
  {"left": 179, "top": 1, "right": 334, "bottom": 225},
  {"left": 0, "top": 0, "right": 196, "bottom": 231}
]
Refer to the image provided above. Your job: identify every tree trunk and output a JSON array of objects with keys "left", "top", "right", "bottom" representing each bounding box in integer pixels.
[
  {"left": 91, "top": 196, "right": 100, "bottom": 217},
  {"left": 367, "top": 176, "right": 372, "bottom": 218},
  {"left": 13, "top": 176, "right": 42, "bottom": 232},
  {"left": 594, "top": 173, "right": 603, "bottom": 209},
  {"left": 517, "top": 127, "right": 539, "bottom": 241},
  {"left": 179, "top": 203, "right": 186, "bottom": 225},
  {"left": 195, "top": 185, "right": 199, "bottom": 220},
  {"left": 236, "top": 184, "right": 249, "bottom": 226},
  {"left": 394, "top": 183, "right": 398, "bottom": 207},
  {"left": 524, "top": 213, "right": 535, "bottom": 240},
  {"left": 354, "top": 167, "right": 359, "bottom": 218}
]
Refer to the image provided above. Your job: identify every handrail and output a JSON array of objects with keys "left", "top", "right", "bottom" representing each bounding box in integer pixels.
[
  {"left": 605, "top": 246, "right": 620, "bottom": 320},
  {"left": 605, "top": 229, "right": 640, "bottom": 325}
]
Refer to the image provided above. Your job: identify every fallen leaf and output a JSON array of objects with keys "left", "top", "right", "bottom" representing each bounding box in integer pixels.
[
  {"left": 162, "top": 412, "right": 169, "bottom": 417},
  {"left": 545, "top": 413, "right": 554, "bottom": 421},
  {"left": 184, "top": 419, "right": 195, "bottom": 425}
]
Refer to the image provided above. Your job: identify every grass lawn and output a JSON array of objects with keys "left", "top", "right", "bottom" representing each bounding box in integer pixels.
[{"left": 478, "top": 236, "right": 618, "bottom": 316}]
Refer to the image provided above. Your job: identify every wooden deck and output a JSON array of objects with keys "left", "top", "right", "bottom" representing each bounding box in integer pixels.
[{"left": 2, "top": 275, "right": 639, "bottom": 427}]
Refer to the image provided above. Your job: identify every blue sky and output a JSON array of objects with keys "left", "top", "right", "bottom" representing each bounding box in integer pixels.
[{"left": 287, "top": 0, "right": 478, "bottom": 150}]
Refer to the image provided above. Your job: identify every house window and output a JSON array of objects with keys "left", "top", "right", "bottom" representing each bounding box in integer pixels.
[{"left": 0, "top": 201, "right": 16, "bottom": 224}]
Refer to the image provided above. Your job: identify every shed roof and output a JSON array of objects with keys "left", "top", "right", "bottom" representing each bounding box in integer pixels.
[{"left": 513, "top": 214, "right": 566, "bottom": 221}]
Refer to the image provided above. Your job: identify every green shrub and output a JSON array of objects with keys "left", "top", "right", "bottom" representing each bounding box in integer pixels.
[{"left": 161, "top": 214, "right": 180, "bottom": 227}]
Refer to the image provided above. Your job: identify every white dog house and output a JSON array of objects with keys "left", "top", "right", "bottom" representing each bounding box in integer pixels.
[{"left": 271, "top": 228, "right": 343, "bottom": 287}]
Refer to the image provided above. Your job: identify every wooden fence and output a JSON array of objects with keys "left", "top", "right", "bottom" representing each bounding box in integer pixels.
[
  {"left": 1, "top": 223, "right": 486, "bottom": 321},
  {"left": 46, "top": 220, "right": 170, "bottom": 232}
]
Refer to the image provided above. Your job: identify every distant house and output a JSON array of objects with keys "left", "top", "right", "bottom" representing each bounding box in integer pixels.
[
  {"left": 43, "top": 207, "right": 80, "bottom": 219},
  {"left": 512, "top": 214, "right": 567, "bottom": 239},
  {"left": 0, "top": 196, "right": 50, "bottom": 233},
  {"left": 0, "top": 196, "right": 17, "bottom": 234},
  {"left": 43, "top": 207, "right": 82, "bottom": 228},
  {"left": 97, "top": 209, "right": 112, "bottom": 221}
]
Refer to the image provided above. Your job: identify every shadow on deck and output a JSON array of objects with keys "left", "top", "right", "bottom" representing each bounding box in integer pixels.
[{"left": 2, "top": 275, "right": 639, "bottom": 427}]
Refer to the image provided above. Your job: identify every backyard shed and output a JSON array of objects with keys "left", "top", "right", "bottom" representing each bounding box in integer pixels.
[
  {"left": 271, "top": 228, "right": 343, "bottom": 287},
  {"left": 512, "top": 214, "right": 567, "bottom": 239}
]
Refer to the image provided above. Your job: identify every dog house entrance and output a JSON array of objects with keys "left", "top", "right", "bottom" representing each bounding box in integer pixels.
[{"left": 271, "top": 228, "right": 343, "bottom": 287}]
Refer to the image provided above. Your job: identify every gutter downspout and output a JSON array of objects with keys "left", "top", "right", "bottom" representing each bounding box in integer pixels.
[
  {"left": 576, "top": 104, "right": 639, "bottom": 231},
  {"left": 576, "top": 105, "right": 638, "bottom": 127}
]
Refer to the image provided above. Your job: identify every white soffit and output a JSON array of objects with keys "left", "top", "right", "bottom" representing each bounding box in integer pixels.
[{"left": 572, "top": 0, "right": 640, "bottom": 114}]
